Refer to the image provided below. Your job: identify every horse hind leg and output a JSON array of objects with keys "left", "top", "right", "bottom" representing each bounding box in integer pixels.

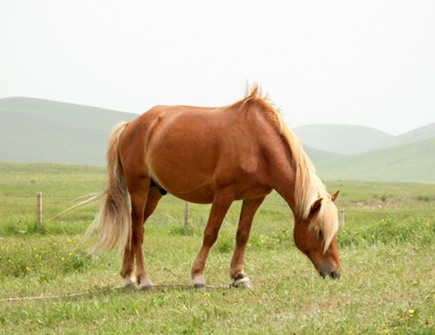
[
  {"left": 121, "top": 178, "right": 163, "bottom": 289},
  {"left": 120, "top": 243, "right": 135, "bottom": 287},
  {"left": 136, "top": 187, "right": 163, "bottom": 289},
  {"left": 137, "top": 186, "right": 164, "bottom": 285},
  {"left": 119, "top": 182, "right": 149, "bottom": 288},
  {"left": 143, "top": 187, "right": 163, "bottom": 222}
]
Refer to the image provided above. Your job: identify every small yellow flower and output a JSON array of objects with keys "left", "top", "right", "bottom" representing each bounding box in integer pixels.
[
  {"left": 408, "top": 309, "right": 414, "bottom": 315},
  {"left": 61, "top": 257, "right": 65, "bottom": 261},
  {"left": 67, "top": 238, "right": 72, "bottom": 244},
  {"left": 26, "top": 266, "right": 30, "bottom": 271}
]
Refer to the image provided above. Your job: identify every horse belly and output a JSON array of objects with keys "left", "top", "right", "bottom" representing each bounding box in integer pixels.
[{"left": 146, "top": 125, "right": 220, "bottom": 203}]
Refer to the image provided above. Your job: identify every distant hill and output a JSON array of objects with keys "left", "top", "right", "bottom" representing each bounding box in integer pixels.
[
  {"left": 0, "top": 97, "right": 137, "bottom": 165},
  {"left": 303, "top": 146, "right": 345, "bottom": 164},
  {"left": 1, "top": 97, "right": 434, "bottom": 183},
  {"left": 317, "top": 137, "right": 435, "bottom": 183},
  {"left": 0, "top": 97, "right": 344, "bottom": 167},
  {"left": 293, "top": 124, "right": 393, "bottom": 155},
  {"left": 377, "top": 123, "right": 435, "bottom": 149}
]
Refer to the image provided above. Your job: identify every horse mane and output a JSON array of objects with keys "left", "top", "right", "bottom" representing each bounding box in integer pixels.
[{"left": 236, "top": 85, "right": 339, "bottom": 252}]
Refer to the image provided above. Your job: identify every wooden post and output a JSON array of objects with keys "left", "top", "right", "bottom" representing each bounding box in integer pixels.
[
  {"left": 36, "top": 192, "right": 42, "bottom": 231},
  {"left": 183, "top": 202, "right": 189, "bottom": 235},
  {"left": 339, "top": 210, "right": 345, "bottom": 227}
]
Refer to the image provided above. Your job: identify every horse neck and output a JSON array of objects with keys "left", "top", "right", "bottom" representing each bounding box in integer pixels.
[
  {"left": 246, "top": 102, "right": 318, "bottom": 220},
  {"left": 268, "top": 143, "right": 318, "bottom": 221},
  {"left": 268, "top": 152, "right": 302, "bottom": 219}
]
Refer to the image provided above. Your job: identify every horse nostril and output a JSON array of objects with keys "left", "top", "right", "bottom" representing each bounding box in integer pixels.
[
  {"left": 319, "top": 271, "right": 326, "bottom": 279},
  {"left": 330, "top": 271, "right": 341, "bottom": 279}
]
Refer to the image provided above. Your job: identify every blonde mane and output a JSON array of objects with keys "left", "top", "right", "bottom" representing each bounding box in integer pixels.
[{"left": 239, "top": 85, "right": 339, "bottom": 252}]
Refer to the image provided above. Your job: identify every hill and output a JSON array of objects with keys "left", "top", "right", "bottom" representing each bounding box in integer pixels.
[
  {"left": 303, "top": 146, "right": 345, "bottom": 164},
  {"left": 377, "top": 123, "right": 435, "bottom": 149},
  {"left": 317, "top": 137, "right": 435, "bottom": 183},
  {"left": 293, "top": 124, "right": 394, "bottom": 155},
  {"left": 0, "top": 97, "right": 344, "bottom": 166},
  {"left": 1, "top": 97, "right": 433, "bottom": 183},
  {"left": 0, "top": 97, "right": 137, "bottom": 165}
]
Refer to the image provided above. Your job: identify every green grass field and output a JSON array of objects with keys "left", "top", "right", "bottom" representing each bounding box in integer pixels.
[{"left": 0, "top": 162, "right": 434, "bottom": 334}]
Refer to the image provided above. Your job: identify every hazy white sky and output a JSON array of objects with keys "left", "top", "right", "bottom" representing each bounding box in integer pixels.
[{"left": 1, "top": 0, "right": 434, "bottom": 135}]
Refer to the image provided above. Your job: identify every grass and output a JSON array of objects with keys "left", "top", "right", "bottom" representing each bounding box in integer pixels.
[{"left": 0, "top": 162, "right": 434, "bottom": 334}]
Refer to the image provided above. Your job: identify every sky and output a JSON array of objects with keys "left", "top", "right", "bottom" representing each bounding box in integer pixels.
[{"left": 1, "top": 0, "right": 434, "bottom": 135}]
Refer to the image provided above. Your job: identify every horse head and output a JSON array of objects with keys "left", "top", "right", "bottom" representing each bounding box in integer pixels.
[{"left": 293, "top": 191, "right": 341, "bottom": 279}]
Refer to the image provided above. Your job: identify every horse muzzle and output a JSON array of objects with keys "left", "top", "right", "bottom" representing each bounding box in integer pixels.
[{"left": 319, "top": 269, "right": 341, "bottom": 279}]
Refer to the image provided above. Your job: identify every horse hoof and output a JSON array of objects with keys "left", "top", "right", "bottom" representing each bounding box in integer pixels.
[
  {"left": 232, "top": 277, "right": 253, "bottom": 289},
  {"left": 122, "top": 277, "right": 136, "bottom": 288},
  {"left": 138, "top": 283, "right": 154, "bottom": 291},
  {"left": 193, "top": 283, "right": 206, "bottom": 290},
  {"left": 137, "top": 278, "right": 154, "bottom": 290}
]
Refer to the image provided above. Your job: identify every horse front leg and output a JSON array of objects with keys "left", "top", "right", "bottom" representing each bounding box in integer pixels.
[
  {"left": 191, "top": 190, "right": 233, "bottom": 289},
  {"left": 230, "top": 197, "right": 265, "bottom": 289}
]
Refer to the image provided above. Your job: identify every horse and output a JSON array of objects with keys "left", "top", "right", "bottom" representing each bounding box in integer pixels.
[{"left": 85, "top": 86, "right": 341, "bottom": 289}]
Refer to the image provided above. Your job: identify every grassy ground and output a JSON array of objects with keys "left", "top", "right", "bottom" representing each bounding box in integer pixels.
[{"left": 0, "top": 162, "right": 434, "bottom": 334}]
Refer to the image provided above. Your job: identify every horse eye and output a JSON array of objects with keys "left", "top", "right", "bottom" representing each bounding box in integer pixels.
[{"left": 317, "top": 229, "right": 323, "bottom": 239}]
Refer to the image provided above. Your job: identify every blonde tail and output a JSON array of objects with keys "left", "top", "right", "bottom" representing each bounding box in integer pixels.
[{"left": 84, "top": 121, "right": 130, "bottom": 253}]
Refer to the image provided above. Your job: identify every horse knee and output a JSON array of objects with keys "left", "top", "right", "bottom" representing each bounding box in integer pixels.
[
  {"left": 236, "top": 230, "right": 250, "bottom": 245},
  {"left": 203, "top": 230, "right": 219, "bottom": 246}
]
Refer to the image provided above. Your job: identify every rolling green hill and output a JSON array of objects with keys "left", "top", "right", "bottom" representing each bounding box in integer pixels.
[
  {"left": 303, "top": 146, "right": 345, "bottom": 164},
  {"left": 0, "top": 97, "right": 137, "bottom": 165},
  {"left": 377, "top": 123, "right": 435, "bottom": 149},
  {"left": 1, "top": 97, "right": 434, "bottom": 183},
  {"left": 317, "top": 137, "right": 435, "bottom": 183},
  {"left": 0, "top": 97, "right": 345, "bottom": 166},
  {"left": 293, "top": 124, "right": 394, "bottom": 155}
]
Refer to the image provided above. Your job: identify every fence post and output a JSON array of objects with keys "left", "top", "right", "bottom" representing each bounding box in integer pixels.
[
  {"left": 339, "top": 210, "right": 345, "bottom": 227},
  {"left": 36, "top": 192, "right": 42, "bottom": 231},
  {"left": 183, "top": 202, "right": 189, "bottom": 235}
]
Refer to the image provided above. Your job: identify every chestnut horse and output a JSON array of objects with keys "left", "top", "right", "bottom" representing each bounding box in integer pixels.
[{"left": 86, "top": 86, "right": 341, "bottom": 289}]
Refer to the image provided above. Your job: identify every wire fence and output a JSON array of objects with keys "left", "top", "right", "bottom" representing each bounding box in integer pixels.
[{"left": 0, "top": 191, "right": 347, "bottom": 234}]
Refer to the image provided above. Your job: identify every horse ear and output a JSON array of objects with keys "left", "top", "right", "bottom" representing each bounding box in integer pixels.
[
  {"left": 331, "top": 190, "right": 340, "bottom": 202},
  {"left": 309, "top": 198, "right": 323, "bottom": 217}
]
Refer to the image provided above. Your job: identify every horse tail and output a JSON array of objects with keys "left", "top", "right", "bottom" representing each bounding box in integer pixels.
[{"left": 84, "top": 121, "right": 130, "bottom": 253}]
